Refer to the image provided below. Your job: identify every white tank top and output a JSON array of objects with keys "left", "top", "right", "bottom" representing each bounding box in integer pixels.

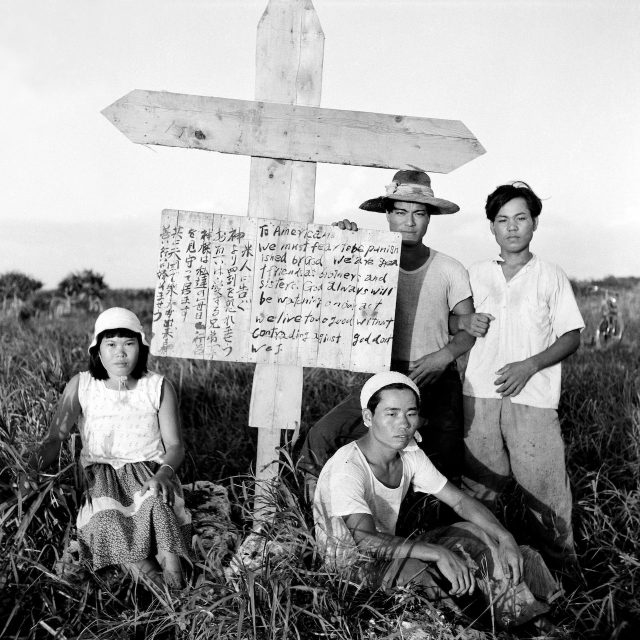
[{"left": 77, "top": 371, "right": 165, "bottom": 468}]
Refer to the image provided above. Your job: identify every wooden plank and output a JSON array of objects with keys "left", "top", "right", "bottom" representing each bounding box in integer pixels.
[
  {"left": 296, "top": 223, "right": 330, "bottom": 368},
  {"left": 151, "top": 210, "right": 181, "bottom": 356},
  {"left": 102, "top": 90, "right": 485, "bottom": 174},
  {"left": 248, "top": 0, "right": 324, "bottom": 461},
  {"left": 249, "top": 219, "right": 309, "bottom": 365},
  {"left": 349, "top": 229, "right": 401, "bottom": 372},
  {"left": 252, "top": 423, "right": 282, "bottom": 517},
  {"left": 170, "top": 210, "right": 213, "bottom": 359},
  {"left": 315, "top": 225, "right": 360, "bottom": 370},
  {"left": 249, "top": 363, "right": 304, "bottom": 432},
  {"left": 149, "top": 213, "right": 399, "bottom": 371},
  {"left": 249, "top": 0, "right": 323, "bottom": 220},
  {"left": 203, "top": 214, "right": 258, "bottom": 362}
]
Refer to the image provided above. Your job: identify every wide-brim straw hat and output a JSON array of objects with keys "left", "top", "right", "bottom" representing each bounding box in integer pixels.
[
  {"left": 88, "top": 307, "right": 149, "bottom": 353},
  {"left": 359, "top": 170, "right": 459, "bottom": 215}
]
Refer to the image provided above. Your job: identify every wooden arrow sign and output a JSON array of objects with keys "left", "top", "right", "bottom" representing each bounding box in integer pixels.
[{"left": 102, "top": 90, "right": 485, "bottom": 173}]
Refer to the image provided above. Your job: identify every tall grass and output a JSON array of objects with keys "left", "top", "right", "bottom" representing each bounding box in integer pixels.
[{"left": 1, "top": 286, "right": 638, "bottom": 639}]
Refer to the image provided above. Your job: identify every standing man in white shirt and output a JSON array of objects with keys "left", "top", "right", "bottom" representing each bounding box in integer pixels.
[{"left": 457, "top": 181, "right": 584, "bottom": 572}]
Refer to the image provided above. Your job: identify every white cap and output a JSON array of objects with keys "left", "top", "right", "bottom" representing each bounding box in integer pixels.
[
  {"left": 88, "top": 307, "right": 149, "bottom": 353},
  {"left": 360, "top": 371, "right": 420, "bottom": 410}
]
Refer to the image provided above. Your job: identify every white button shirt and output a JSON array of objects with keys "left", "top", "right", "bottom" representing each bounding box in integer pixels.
[{"left": 463, "top": 255, "right": 584, "bottom": 409}]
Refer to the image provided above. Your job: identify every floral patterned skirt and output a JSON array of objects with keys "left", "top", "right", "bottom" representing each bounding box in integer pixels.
[{"left": 76, "top": 462, "right": 191, "bottom": 570}]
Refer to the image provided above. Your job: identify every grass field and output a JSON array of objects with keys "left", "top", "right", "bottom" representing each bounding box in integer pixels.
[{"left": 0, "top": 285, "right": 638, "bottom": 639}]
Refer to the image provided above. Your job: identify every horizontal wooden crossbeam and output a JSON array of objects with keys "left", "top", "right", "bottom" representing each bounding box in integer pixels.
[{"left": 102, "top": 90, "right": 485, "bottom": 173}]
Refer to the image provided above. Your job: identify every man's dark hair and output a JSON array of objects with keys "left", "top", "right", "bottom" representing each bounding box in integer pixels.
[
  {"left": 88, "top": 328, "right": 149, "bottom": 380},
  {"left": 383, "top": 198, "right": 438, "bottom": 216},
  {"left": 485, "top": 181, "right": 542, "bottom": 222},
  {"left": 367, "top": 383, "right": 420, "bottom": 414}
]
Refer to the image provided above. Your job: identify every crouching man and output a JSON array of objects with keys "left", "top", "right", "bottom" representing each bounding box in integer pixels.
[{"left": 313, "top": 372, "right": 559, "bottom": 629}]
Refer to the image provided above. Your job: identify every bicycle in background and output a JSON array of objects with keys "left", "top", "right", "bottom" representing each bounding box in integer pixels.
[{"left": 594, "top": 288, "right": 624, "bottom": 349}]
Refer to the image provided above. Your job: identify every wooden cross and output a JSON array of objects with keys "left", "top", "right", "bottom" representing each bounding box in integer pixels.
[{"left": 102, "top": 0, "right": 484, "bottom": 502}]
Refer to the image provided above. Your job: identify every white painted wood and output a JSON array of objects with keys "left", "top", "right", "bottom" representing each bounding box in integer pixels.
[
  {"left": 102, "top": 90, "right": 485, "bottom": 174},
  {"left": 202, "top": 214, "right": 258, "bottom": 363},
  {"left": 296, "top": 222, "right": 326, "bottom": 368},
  {"left": 349, "top": 229, "right": 401, "bottom": 372},
  {"left": 150, "top": 212, "right": 398, "bottom": 371},
  {"left": 249, "top": 363, "right": 304, "bottom": 432},
  {"left": 169, "top": 210, "right": 213, "bottom": 359},
  {"left": 249, "top": 0, "right": 323, "bottom": 220},
  {"left": 248, "top": 0, "right": 324, "bottom": 494},
  {"left": 151, "top": 210, "right": 180, "bottom": 356},
  {"left": 249, "top": 219, "right": 306, "bottom": 366},
  {"left": 315, "top": 225, "right": 359, "bottom": 370}
]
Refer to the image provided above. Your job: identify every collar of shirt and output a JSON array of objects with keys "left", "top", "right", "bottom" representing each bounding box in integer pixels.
[{"left": 492, "top": 253, "right": 538, "bottom": 278}]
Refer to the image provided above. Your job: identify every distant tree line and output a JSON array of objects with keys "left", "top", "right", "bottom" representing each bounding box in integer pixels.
[
  {"left": 0, "top": 269, "right": 108, "bottom": 318},
  {"left": 0, "top": 271, "right": 43, "bottom": 304},
  {"left": 571, "top": 275, "right": 640, "bottom": 296}
]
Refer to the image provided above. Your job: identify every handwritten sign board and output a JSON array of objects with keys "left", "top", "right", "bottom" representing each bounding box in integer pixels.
[{"left": 152, "top": 209, "right": 401, "bottom": 373}]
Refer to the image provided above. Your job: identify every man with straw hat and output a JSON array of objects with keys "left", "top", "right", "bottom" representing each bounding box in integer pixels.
[{"left": 297, "top": 170, "right": 477, "bottom": 507}]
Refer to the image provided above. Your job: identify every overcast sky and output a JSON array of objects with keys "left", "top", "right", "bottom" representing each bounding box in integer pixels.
[{"left": 1, "top": 0, "right": 638, "bottom": 290}]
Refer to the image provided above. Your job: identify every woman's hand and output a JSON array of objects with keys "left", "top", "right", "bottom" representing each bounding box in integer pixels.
[{"left": 141, "top": 466, "right": 176, "bottom": 506}]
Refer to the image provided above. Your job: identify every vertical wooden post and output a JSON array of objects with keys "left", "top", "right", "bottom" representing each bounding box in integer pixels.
[
  {"left": 102, "top": 0, "right": 485, "bottom": 525},
  {"left": 247, "top": 0, "right": 324, "bottom": 514}
]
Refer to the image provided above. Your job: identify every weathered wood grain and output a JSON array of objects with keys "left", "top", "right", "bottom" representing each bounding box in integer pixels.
[
  {"left": 248, "top": 0, "right": 324, "bottom": 493},
  {"left": 150, "top": 211, "right": 400, "bottom": 372},
  {"left": 150, "top": 210, "right": 180, "bottom": 357},
  {"left": 102, "top": 90, "right": 485, "bottom": 174}
]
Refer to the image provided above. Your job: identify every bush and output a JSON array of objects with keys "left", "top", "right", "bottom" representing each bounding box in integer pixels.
[
  {"left": 0, "top": 272, "right": 43, "bottom": 312},
  {"left": 57, "top": 270, "right": 108, "bottom": 313}
]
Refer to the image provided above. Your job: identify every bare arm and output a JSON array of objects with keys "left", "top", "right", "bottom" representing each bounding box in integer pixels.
[
  {"left": 434, "top": 481, "right": 523, "bottom": 584},
  {"left": 495, "top": 329, "right": 581, "bottom": 397},
  {"left": 140, "top": 379, "right": 185, "bottom": 505},
  {"left": 343, "top": 511, "right": 475, "bottom": 595},
  {"left": 446, "top": 297, "right": 478, "bottom": 359},
  {"left": 409, "top": 297, "right": 477, "bottom": 386}
]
